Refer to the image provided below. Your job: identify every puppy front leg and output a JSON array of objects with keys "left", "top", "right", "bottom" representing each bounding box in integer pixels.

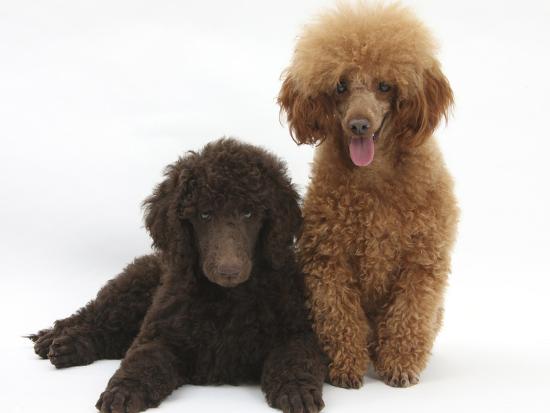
[
  {"left": 96, "top": 338, "right": 184, "bottom": 413},
  {"left": 373, "top": 262, "right": 448, "bottom": 387},
  {"left": 29, "top": 254, "right": 161, "bottom": 367},
  {"left": 262, "top": 333, "right": 327, "bottom": 413},
  {"left": 305, "top": 257, "right": 370, "bottom": 388}
]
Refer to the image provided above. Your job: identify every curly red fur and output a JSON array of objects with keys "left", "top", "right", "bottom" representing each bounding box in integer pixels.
[
  {"left": 393, "top": 64, "right": 453, "bottom": 147},
  {"left": 279, "top": 3, "right": 459, "bottom": 389}
]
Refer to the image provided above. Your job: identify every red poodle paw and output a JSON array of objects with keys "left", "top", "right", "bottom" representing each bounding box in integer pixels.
[
  {"left": 328, "top": 369, "right": 363, "bottom": 389},
  {"left": 379, "top": 370, "right": 420, "bottom": 388},
  {"left": 329, "top": 373, "right": 363, "bottom": 389}
]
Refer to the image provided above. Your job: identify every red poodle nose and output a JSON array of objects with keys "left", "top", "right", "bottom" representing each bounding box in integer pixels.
[{"left": 348, "top": 119, "right": 370, "bottom": 135}]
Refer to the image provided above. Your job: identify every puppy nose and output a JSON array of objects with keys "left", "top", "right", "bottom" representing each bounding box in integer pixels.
[
  {"left": 348, "top": 119, "right": 370, "bottom": 135},
  {"left": 219, "top": 263, "right": 242, "bottom": 277}
]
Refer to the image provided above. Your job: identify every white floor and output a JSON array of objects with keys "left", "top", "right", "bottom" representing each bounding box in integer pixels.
[
  {"left": 2, "top": 266, "right": 549, "bottom": 412},
  {"left": 2, "top": 0, "right": 550, "bottom": 412},
  {"left": 4, "top": 328, "right": 549, "bottom": 413}
]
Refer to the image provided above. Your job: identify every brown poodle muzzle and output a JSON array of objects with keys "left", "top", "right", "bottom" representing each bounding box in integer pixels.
[
  {"left": 198, "top": 220, "right": 255, "bottom": 288},
  {"left": 205, "top": 253, "right": 252, "bottom": 288}
]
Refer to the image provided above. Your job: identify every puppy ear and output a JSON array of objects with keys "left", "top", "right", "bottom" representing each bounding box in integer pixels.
[
  {"left": 393, "top": 63, "right": 454, "bottom": 147},
  {"left": 142, "top": 158, "right": 196, "bottom": 258},
  {"left": 278, "top": 74, "right": 336, "bottom": 145},
  {"left": 261, "top": 176, "right": 302, "bottom": 270}
]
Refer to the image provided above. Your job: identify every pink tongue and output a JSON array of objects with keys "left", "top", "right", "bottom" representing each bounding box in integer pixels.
[{"left": 349, "top": 136, "right": 375, "bottom": 166}]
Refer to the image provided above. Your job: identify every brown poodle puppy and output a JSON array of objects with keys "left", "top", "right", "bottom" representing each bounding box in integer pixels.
[
  {"left": 278, "top": 3, "right": 459, "bottom": 389},
  {"left": 29, "top": 138, "right": 327, "bottom": 413}
]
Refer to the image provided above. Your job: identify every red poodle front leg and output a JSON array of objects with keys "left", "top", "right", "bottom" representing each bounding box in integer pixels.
[
  {"left": 372, "top": 260, "right": 448, "bottom": 387},
  {"left": 304, "top": 256, "right": 370, "bottom": 389}
]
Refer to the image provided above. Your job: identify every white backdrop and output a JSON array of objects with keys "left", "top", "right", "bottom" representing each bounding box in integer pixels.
[{"left": 1, "top": 0, "right": 549, "bottom": 412}]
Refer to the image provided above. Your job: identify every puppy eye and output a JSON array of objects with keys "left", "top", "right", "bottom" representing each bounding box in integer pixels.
[
  {"left": 200, "top": 212, "right": 211, "bottom": 220},
  {"left": 242, "top": 210, "right": 252, "bottom": 219},
  {"left": 336, "top": 80, "right": 347, "bottom": 94},
  {"left": 378, "top": 82, "right": 392, "bottom": 92}
]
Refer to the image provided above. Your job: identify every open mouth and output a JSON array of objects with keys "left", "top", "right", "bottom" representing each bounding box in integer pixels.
[
  {"left": 348, "top": 117, "right": 386, "bottom": 167},
  {"left": 349, "top": 133, "right": 376, "bottom": 167}
]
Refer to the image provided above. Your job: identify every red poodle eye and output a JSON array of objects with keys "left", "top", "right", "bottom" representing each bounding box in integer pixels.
[
  {"left": 243, "top": 211, "right": 252, "bottom": 219},
  {"left": 200, "top": 212, "right": 211, "bottom": 220},
  {"left": 378, "top": 82, "right": 391, "bottom": 92},
  {"left": 336, "top": 81, "right": 347, "bottom": 94}
]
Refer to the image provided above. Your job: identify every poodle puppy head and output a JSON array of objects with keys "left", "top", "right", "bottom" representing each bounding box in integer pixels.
[
  {"left": 278, "top": 2, "right": 453, "bottom": 166},
  {"left": 143, "top": 138, "right": 301, "bottom": 287}
]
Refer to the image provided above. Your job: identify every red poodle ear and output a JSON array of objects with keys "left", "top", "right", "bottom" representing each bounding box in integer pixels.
[
  {"left": 393, "top": 63, "right": 454, "bottom": 147},
  {"left": 278, "top": 74, "right": 336, "bottom": 145}
]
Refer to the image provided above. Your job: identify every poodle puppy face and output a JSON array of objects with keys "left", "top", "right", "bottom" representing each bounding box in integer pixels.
[
  {"left": 189, "top": 204, "right": 263, "bottom": 287},
  {"left": 143, "top": 138, "right": 302, "bottom": 286},
  {"left": 278, "top": 3, "right": 453, "bottom": 166}
]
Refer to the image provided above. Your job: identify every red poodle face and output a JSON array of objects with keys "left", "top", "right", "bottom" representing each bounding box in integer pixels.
[
  {"left": 190, "top": 207, "right": 263, "bottom": 288},
  {"left": 278, "top": 3, "right": 454, "bottom": 164},
  {"left": 279, "top": 66, "right": 453, "bottom": 166},
  {"left": 333, "top": 73, "right": 395, "bottom": 167}
]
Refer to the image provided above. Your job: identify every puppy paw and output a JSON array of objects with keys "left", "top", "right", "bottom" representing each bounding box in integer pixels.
[
  {"left": 96, "top": 383, "right": 147, "bottom": 413},
  {"left": 267, "top": 384, "right": 324, "bottom": 413},
  {"left": 27, "top": 329, "right": 55, "bottom": 359},
  {"left": 328, "top": 369, "right": 363, "bottom": 389},
  {"left": 47, "top": 332, "right": 97, "bottom": 368},
  {"left": 378, "top": 369, "right": 419, "bottom": 388}
]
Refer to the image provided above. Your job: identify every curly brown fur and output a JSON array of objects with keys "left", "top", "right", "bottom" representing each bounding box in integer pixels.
[
  {"left": 278, "top": 3, "right": 459, "bottom": 389},
  {"left": 29, "top": 138, "right": 327, "bottom": 413},
  {"left": 29, "top": 255, "right": 161, "bottom": 367}
]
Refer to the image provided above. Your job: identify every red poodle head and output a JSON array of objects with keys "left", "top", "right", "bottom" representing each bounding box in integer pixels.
[{"left": 278, "top": 3, "right": 453, "bottom": 166}]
